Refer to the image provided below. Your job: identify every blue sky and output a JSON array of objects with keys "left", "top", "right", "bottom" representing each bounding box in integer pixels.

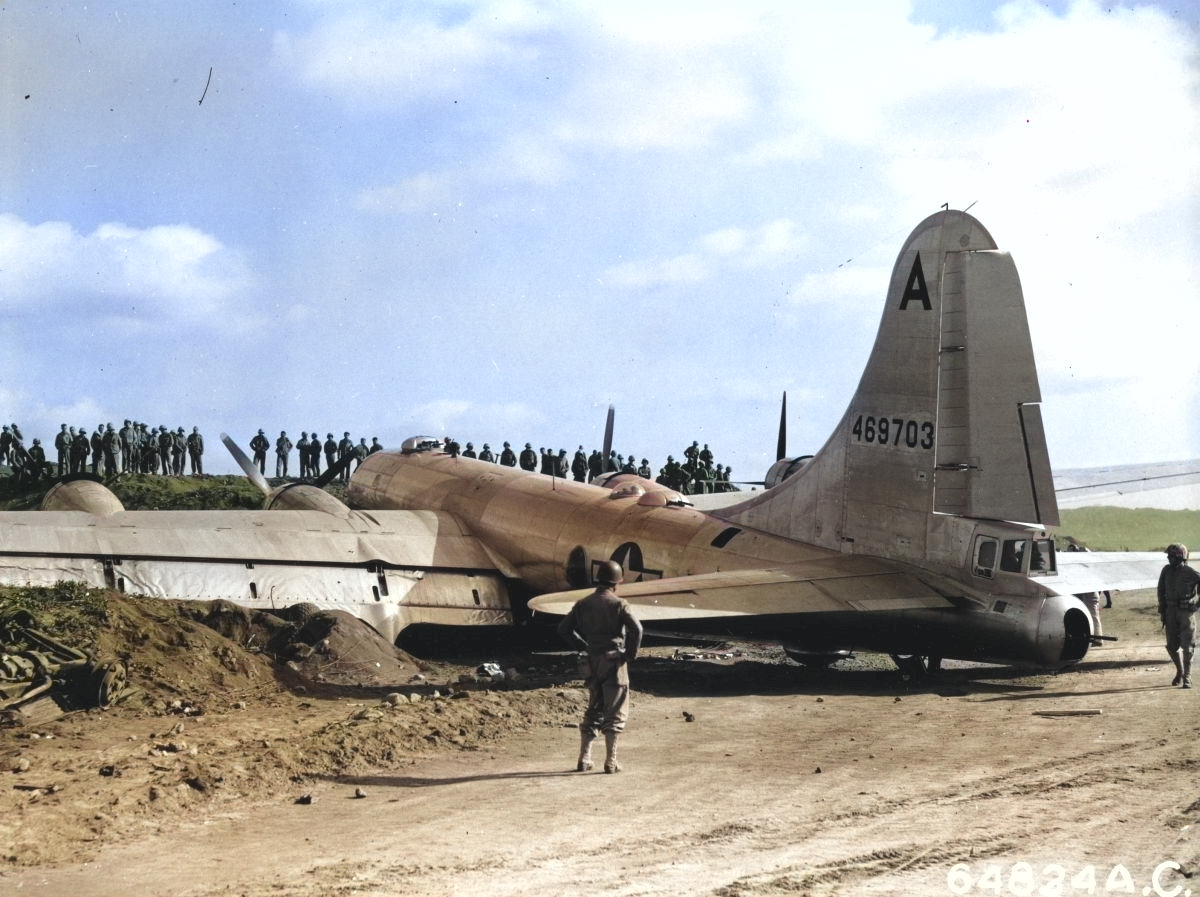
[{"left": 2, "top": 0, "right": 1197, "bottom": 478}]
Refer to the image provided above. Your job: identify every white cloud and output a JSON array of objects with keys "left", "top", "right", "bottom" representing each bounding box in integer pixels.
[
  {"left": 0, "top": 214, "right": 257, "bottom": 329},
  {"left": 604, "top": 219, "right": 807, "bottom": 289}
]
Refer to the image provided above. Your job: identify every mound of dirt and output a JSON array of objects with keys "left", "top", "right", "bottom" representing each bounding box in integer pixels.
[{"left": 0, "top": 590, "right": 585, "bottom": 867}]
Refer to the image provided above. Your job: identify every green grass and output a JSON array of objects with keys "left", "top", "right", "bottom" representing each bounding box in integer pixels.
[{"left": 1058, "top": 506, "right": 1200, "bottom": 552}]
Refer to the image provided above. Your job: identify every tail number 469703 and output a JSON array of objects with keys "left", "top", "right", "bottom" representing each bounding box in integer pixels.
[{"left": 851, "top": 414, "right": 933, "bottom": 450}]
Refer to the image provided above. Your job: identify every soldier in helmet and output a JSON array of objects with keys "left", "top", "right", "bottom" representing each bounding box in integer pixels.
[
  {"left": 1158, "top": 543, "right": 1200, "bottom": 688},
  {"left": 461, "top": 441, "right": 477, "bottom": 459},
  {"left": 499, "top": 441, "right": 516, "bottom": 467},
  {"left": 479, "top": 443, "right": 495, "bottom": 463},
  {"left": 519, "top": 442, "right": 537, "bottom": 471},
  {"left": 556, "top": 560, "right": 643, "bottom": 774},
  {"left": 571, "top": 446, "right": 588, "bottom": 482},
  {"left": 297, "top": 432, "right": 312, "bottom": 478},
  {"left": 323, "top": 433, "right": 337, "bottom": 473}
]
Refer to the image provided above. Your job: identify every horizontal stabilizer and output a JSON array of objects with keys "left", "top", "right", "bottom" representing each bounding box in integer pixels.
[
  {"left": 1045, "top": 552, "right": 1163, "bottom": 594},
  {"left": 529, "top": 558, "right": 955, "bottom": 622}
]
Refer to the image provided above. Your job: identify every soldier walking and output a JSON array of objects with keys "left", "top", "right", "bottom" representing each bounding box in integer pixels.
[
  {"left": 555, "top": 561, "right": 643, "bottom": 774},
  {"left": 1159, "top": 544, "right": 1200, "bottom": 688}
]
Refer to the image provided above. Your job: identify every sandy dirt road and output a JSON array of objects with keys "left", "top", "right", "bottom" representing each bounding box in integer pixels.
[{"left": 2, "top": 588, "right": 1196, "bottom": 897}]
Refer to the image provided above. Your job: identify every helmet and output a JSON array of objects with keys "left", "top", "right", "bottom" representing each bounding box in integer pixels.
[
  {"left": 596, "top": 560, "right": 624, "bottom": 586},
  {"left": 1167, "top": 543, "right": 1188, "bottom": 560}
]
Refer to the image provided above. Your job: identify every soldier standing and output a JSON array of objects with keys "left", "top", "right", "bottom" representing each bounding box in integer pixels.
[
  {"left": 90, "top": 426, "right": 105, "bottom": 475},
  {"left": 250, "top": 429, "right": 269, "bottom": 474},
  {"left": 0, "top": 425, "right": 12, "bottom": 466},
  {"left": 323, "top": 433, "right": 337, "bottom": 473},
  {"left": 587, "top": 449, "right": 602, "bottom": 482},
  {"left": 297, "top": 432, "right": 312, "bottom": 478},
  {"left": 571, "top": 447, "right": 588, "bottom": 482},
  {"left": 368, "top": 437, "right": 383, "bottom": 455},
  {"left": 519, "top": 443, "right": 537, "bottom": 471},
  {"left": 102, "top": 424, "right": 120, "bottom": 477},
  {"left": 156, "top": 426, "right": 172, "bottom": 475},
  {"left": 638, "top": 458, "right": 652, "bottom": 479},
  {"left": 1158, "top": 543, "right": 1200, "bottom": 688},
  {"left": 337, "top": 432, "right": 354, "bottom": 482},
  {"left": 172, "top": 427, "right": 187, "bottom": 475},
  {"left": 71, "top": 427, "right": 89, "bottom": 474},
  {"left": 556, "top": 561, "right": 642, "bottom": 774},
  {"left": 54, "top": 424, "right": 70, "bottom": 476},
  {"left": 275, "top": 431, "right": 293, "bottom": 478},
  {"left": 187, "top": 427, "right": 204, "bottom": 475},
  {"left": 462, "top": 442, "right": 477, "bottom": 459},
  {"left": 307, "top": 428, "right": 322, "bottom": 476},
  {"left": 499, "top": 442, "right": 516, "bottom": 467},
  {"left": 353, "top": 438, "right": 369, "bottom": 470},
  {"left": 119, "top": 421, "right": 135, "bottom": 473},
  {"left": 479, "top": 443, "right": 495, "bottom": 463}
]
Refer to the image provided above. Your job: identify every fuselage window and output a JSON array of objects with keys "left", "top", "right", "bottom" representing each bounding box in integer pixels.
[{"left": 973, "top": 537, "right": 998, "bottom": 578}]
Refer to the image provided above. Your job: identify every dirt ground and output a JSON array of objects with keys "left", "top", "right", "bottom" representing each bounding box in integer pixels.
[{"left": 1, "top": 588, "right": 1196, "bottom": 897}]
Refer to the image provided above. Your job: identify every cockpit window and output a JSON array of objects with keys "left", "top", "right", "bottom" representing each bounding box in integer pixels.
[
  {"left": 1029, "top": 538, "right": 1055, "bottom": 575},
  {"left": 1000, "top": 539, "right": 1025, "bottom": 573}
]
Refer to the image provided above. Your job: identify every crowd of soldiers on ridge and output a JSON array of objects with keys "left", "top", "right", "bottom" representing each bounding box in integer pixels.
[
  {"left": 2, "top": 421, "right": 739, "bottom": 496},
  {"left": 443, "top": 437, "right": 740, "bottom": 495},
  {"left": 0, "top": 421, "right": 210, "bottom": 486}
]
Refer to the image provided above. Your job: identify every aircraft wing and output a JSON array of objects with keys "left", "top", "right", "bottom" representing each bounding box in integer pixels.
[
  {"left": 1042, "top": 551, "right": 1163, "bottom": 595},
  {"left": 528, "top": 556, "right": 958, "bottom": 622},
  {"left": 0, "top": 508, "right": 514, "bottom": 643}
]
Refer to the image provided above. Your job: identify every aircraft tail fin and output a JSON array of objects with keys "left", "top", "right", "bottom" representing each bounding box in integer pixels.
[{"left": 720, "top": 210, "right": 1058, "bottom": 559}]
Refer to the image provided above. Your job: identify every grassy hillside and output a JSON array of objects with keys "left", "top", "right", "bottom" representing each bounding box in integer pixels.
[
  {"left": 0, "top": 473, "right": 301, "bottom": 511},
  {"left": 1058, "top": 506, "right": 1200, "bottom": 552}
]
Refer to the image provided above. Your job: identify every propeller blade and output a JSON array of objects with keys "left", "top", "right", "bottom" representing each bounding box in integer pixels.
[
  {"left": 220, "top": 433, "right": 270, "bottom": 496},
  {"left": 314, "top": 450, "right": 355, "bottom": 489},
  {"left": 602, "top": 404, "right": 614, "bottom": 462},
  {"left": 776, "top": 391, "right": 787, "bottom": 461}
]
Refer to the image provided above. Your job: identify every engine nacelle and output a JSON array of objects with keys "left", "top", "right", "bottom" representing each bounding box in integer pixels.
[
  {"left": 39, "top": 480, "right": 126, "bottom": 516},
  {"left": 264, "top": 483, "right": 353, "bottom": 515}
]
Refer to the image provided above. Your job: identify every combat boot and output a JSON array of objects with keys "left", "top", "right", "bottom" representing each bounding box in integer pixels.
[
  {"left": 577, "top": 730, "right": 596, "bottom": 772},
  {"left": 1183, "top": 652, "right": 1193, "bottom": 689},
  {"left": 1169, "top": 649, "right": 1183, "bottom": 687},
  {"left": 603, "top": 732, "right": 621, "bottom": 774}
]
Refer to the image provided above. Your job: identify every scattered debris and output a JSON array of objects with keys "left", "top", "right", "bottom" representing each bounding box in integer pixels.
[{"left": 1033, "top": 709, "right": 1103, "bottom": 717}]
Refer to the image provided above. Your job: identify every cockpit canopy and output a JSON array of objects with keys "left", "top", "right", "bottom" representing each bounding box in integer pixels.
[{"left": 400, "top": 436, "right": 444, "bottom": 454}]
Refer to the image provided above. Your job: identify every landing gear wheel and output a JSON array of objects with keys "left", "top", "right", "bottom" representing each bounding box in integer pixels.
[
  {"left": 890, "top": 654, "right": 928, "bottom": 682},
  {"left": 93, "top": 661, "right": 127, "bottom": 708}
]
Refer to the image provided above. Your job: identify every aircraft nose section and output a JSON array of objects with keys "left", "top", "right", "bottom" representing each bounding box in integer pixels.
[{"left": 1036, "top": 593, "right": 1092, "bottom": 666}]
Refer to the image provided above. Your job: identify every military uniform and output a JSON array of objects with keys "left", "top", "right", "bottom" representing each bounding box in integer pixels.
[
  {"left": 1158, "top": 544, "right": 1200, "bottom": 688},
  {"left": 499, "top": 443, "right": 516, "bottom": 467},
  {"left": 557, "top": 562, "right": 643, "bottom": 773},
  {"left": 250, "top": 430, "right": 269, "bottom": 474},
  {"left": 323, "top": 434, "right": 337, "bottom": 473},
  {"left": 187, "top": 428, "right": 204, "bottom": 475},
  {"left": 571, "top": 448, "right": 588, "bottom": 482},
  {"left": 297, "top": 433, "right": 312, "bottom": 478},
  {"left": 275, "top": 432, "right": 293, "bottom": 478},
  {"left": 54, "top": 425, "right": 70, "bottom": 476},
  {"left": 102, "top": 425, "right": 120, "bottom": 477}
]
